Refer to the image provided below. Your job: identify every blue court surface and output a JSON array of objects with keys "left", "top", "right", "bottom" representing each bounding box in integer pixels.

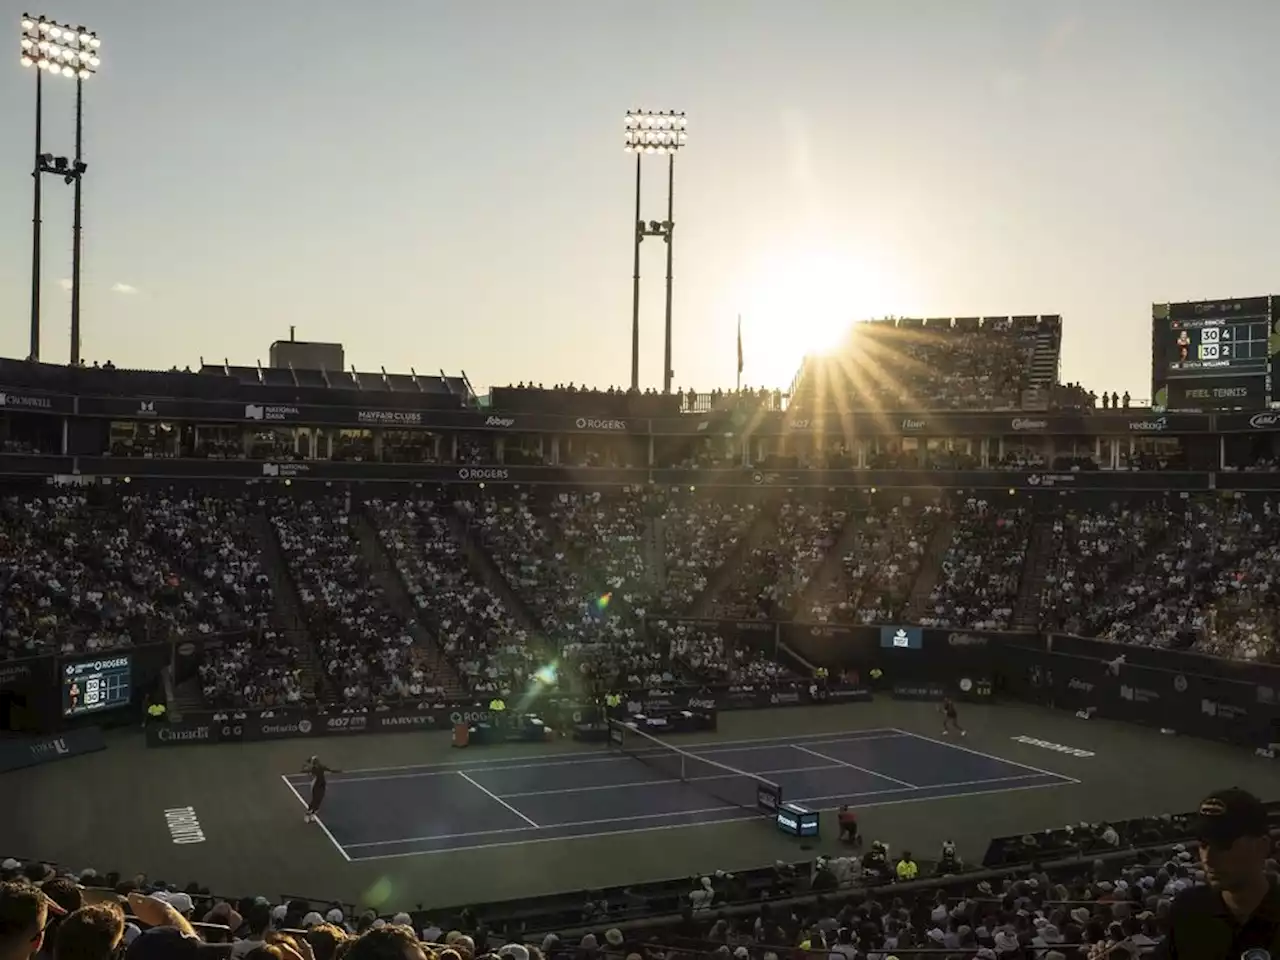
[{"left": 281, "top": 727, "right": 1078, "bottom": 862}]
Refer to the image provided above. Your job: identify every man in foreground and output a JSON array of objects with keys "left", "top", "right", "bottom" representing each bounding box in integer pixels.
[{"left": 1159, "top": 787, "right": 1279, "bottom": 958}]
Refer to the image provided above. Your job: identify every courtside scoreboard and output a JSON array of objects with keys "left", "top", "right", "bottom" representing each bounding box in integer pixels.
[
  {"left": 1151, "top": 296, "right": 1280, "bottom": 410},
  {"left": 62, "top": 655, "right": 132, "bottom": 718}
]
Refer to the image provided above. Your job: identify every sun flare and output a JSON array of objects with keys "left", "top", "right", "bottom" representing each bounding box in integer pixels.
[{"left": 735, "top": 248, "right": 909, "bottom": 388}]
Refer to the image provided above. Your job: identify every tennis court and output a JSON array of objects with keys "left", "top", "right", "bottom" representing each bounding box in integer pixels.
[{"left": 282, "top": 725, "right": 1077, "bottom": 861}]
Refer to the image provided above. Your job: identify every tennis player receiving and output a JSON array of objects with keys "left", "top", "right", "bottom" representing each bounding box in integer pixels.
[{"left": 940, "top": 697, "right": 966, "bottom": 736}]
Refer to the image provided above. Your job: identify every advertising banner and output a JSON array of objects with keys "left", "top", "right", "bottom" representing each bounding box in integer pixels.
[
  {"left": 0, "top": 726, "right": 106, "bottom": 773},
  {"left": 1001, "top": 650, "right": 1277, "bottom": 750},
  {"left": 780, "top": 623, "right": 879, "bottom": 665},
  {"left": 130, "top": 619, "right": 1276, "bottom": 752},
  {"left": 0, "top": 655, "right": 56, "bottom": 698},
  {"left": 891, "top": 682, "right": 947, "bottom": 701},
  {"left": 146, "top": 682, "right": 873, "bottom": 748},
  {"left": 0, "top": 388, "right": 74, "bottom": 415},
  {"left": 1049, "top": 633, "right": 1280, "bottom": 688},
  {"left": 880, "top": 626, "right": 923, "bottom": 650}
]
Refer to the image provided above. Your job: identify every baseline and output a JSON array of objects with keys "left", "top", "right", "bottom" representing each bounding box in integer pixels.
[
  {"left": 296, "top": 728, "right": 908, "bottom": 782},
  {"left": 279, "top": 775, "right": 352, "bottom": 862},
  {"left": 888, "top": 728, "right": 1083, "bottom": 783}
]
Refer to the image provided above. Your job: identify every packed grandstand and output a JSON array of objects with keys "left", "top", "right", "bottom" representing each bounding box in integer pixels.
[{"left": 3, "top": 314, "right": 1280, "bottom": 960}]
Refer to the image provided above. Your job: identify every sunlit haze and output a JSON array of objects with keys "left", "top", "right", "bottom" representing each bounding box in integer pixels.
[{"left": 4, "top": 0, "right": 1280, "bottom": 399}]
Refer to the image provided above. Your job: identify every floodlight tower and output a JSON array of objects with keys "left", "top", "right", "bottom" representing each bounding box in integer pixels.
[
  {"left": 624, "top": 110, "right": 688, "bottom": 394},
  {"left": 19, "top": 14, "right": 100, "bottom": 364}
]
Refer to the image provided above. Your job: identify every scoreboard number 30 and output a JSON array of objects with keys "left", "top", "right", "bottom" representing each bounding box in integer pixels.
[{"left": 1200, "top": 326, "right": 1220, "bottom": 360}]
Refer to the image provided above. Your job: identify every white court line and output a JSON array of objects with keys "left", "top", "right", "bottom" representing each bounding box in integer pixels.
[
  {"left": 342, "top": 771, "right": 1063, "bottom": 850},
  {"left": 498, "top": 763, "right": 845, "bottom": 799},
  {"left": 298, "top": 733, "right": 910, "bottom": 786},
  {"left": 279, "top": 775, "right": 352, "bottom": 862},
  {"left": 793, "top": 745, "right": 917, "bottom": 789},
  {"left": 299, "top": 728, "right": 908, "bottom": 780},
  {"left": 888, "top": 728, "right": 1083, "bottom": 784},
  {"left": 343, "top": 803, "right": 749, "bottom": 847},
  {"left": 348, "top": 813, "right": 763, "bottom": 860},
  {"left": 345, "top": 775, "right": 1073, "bottom": 861},
  {"left": 457, "top": 771, "right": 540, "bottom": 828}
]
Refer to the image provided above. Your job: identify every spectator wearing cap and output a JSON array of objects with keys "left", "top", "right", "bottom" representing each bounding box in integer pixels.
[
  {"left": 1163, "top": 787, "right": 1280, "bottom": 958},
  {"left": 53, "top": 904, "right": 125, "bottom": 960},
  {"left": 1, "top": 881, "right": 62, "bottom": 960},
  {"left": 157, "top": 893, "right": 195, "bottom": 920}
]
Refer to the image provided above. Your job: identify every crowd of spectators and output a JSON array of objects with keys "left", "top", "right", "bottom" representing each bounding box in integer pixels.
[
  {"left": 367, "top": 496, "right": 521, "bottom": 696},
  {"left": 792, "top": 319, "right": 1041, "bottom": 412},
  {"left": 656, "top": 495, "right": 758, "bottom": 611},
  {"left": 1095, "top": 497, "right": 1280, "bottom": 660},
  {"left": 270, "top": 496, "right": 427, "bottom": 703},
  {"left": 113, "top": 490, "right": 306, "bottom": 708},
  {"left": 460, "top": 492, "right": 672, "bottom": 692},
  {"left": 0, "top": 490, "right": 279, "bottom": 663},
  {"left": 649, "top": 619, "right": 794, "bottom": 684},
  {"left": 546, "top": 491, "right": 653, "bottom": 612},
  {"left": 918, "top": 499, "right": 1031, "bottom": 631},
  {"left": 1036, "top": 500, "right": 1174, "bottom": 637},
  {"left": 10, "top": 484, "right": 1280, "bottom": 683},
  {"left": 711, "top": 501, "right": 847, "bottom": 620},
  {"left": 5, "top": 789, "right": 1272, "bottom": 960},
  {"left": 802, "top": 505, "right": 942, "bottom": 624}
]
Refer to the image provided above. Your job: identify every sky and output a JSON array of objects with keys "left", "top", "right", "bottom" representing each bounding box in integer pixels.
[{"left": 3, "top": 0, "right": 1280, "bottom": 400}]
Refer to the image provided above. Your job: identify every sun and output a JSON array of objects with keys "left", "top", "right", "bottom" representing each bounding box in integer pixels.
[{"left": 736, "top": 248, "right": 909, "bottom": 388}]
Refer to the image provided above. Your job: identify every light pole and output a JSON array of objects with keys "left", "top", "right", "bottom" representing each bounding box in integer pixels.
[
  {"left": 624, "top": 110, "right": 687, "bottom": 394},
  {"left": 19, "top": 14, "right": 100, "bottom": 365}
]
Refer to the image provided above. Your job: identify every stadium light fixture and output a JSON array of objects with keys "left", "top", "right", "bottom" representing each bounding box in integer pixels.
[
  {"left": 20, "top": 13, "right": 101, "bottom": 365},
  {"left": 623, "top": 110, "right": 688, "bottom": 395}
]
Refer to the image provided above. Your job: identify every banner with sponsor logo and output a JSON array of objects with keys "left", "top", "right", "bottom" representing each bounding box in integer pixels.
[
  {"left": 1218, "top": 410, "right": 1280, "bottom": 432},
  {"left": 127, "top": 620, "right": 1277, "bottom": 752},
  {"left": 4, "top": 382, "right": 1227, "bottom": 438},
  {"left": 0, "top": 655, "right": 56, "bottom": 698},
  {"left": 880, "top": 626, "right": 923, "bottom": 650},
  {"left": 0, "top": 455, "right": 1233, "bottom": 492},
  {"left": 1158, "top": 375, "right": 1268, "bottom": 412},
  {"left": 891, "top": 682, "right": 947, "bottom": 701},
  {"left": 0, "top": 388, "right": 73, "bottom": 415},
  {"left": 73, "top": 396, "right": 645, "bottom": 435},
  {"left": 0, "top": 726, "right": 106, "bottom": 773},
  {"left": 146, "top": 683, "right": 873, "bottom": 747},
  {"left": 999, "top": 648, "right": 1277, "bottom": 750}
]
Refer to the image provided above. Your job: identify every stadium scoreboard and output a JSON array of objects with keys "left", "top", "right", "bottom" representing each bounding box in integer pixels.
[
  {"left": 1151, "top": 296, "right": 1280, "bottom": 410},
  {"left": 62, "top": 656, "right": 132, "bottom": 718}
]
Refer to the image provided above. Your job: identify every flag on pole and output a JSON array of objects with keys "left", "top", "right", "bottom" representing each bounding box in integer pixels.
[{"left": 736, "top": 315, "right": 744, "bottom": 376}]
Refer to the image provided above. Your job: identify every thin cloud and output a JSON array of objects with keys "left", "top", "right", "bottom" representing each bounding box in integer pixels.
[{"left": 110, "top": 282, "right": 138, "bottom": 295}]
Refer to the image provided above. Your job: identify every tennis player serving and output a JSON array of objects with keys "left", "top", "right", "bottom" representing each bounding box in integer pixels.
[
  {"left": 301, "top": 755, "right": 339, "bottom": 823},
  {"left": 940, "top": 697, "right": 965, "bottom": 737}
]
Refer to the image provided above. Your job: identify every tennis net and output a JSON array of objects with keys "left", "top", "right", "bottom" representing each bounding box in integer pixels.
[{"left": 607, "top": 719, "right": 782, "bottom": 816}]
